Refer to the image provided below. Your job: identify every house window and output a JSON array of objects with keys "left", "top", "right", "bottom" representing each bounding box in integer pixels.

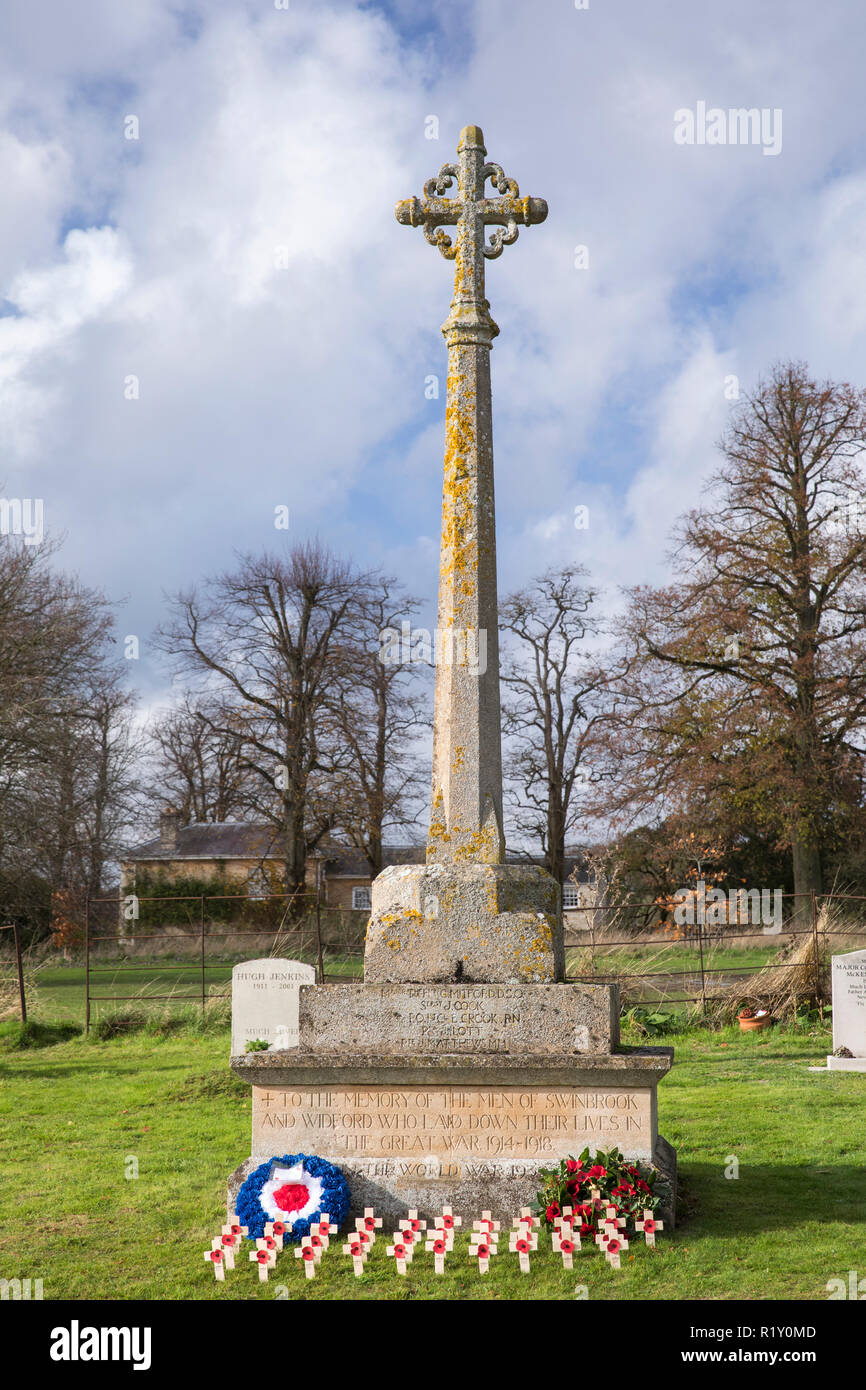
[
  {"left": 352, "top": 886, "right": 372, "bottom": 911},
  {"left": 562, "top": 882, "right": 580, "bottom": 910}
]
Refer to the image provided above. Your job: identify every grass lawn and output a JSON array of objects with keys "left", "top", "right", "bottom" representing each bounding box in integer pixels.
[{"left": 1, "top": 1018, "right": 863, "bottom": 1301}]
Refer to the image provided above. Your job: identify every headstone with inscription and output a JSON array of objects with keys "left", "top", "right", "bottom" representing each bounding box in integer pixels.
[
  {"left": 229, "top": 126, "right": 675, "bottom": 1228},
  {"left": 827, "top": 949, "right": 866, "bottom": 1071},
  {"left": 230, "top": 958, "right": 315, "bottom": 1056}
]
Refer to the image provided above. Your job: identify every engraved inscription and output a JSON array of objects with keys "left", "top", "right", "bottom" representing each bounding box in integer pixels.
[{"left": 252, "top": 1084, "right": 652, "bottom": 1162}]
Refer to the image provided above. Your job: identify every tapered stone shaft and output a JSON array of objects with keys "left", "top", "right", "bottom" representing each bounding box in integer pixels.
[{"left": 365, "top": 126, "right": 559, "bottom": 983}]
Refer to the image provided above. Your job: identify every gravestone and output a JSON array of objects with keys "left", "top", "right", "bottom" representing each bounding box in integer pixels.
[
  {"left": 229, "top": 126, "right": 676, "bottom": 1225},
  {"left": 230, "top": 958, "right": 315, "bottom": 1056},
  {"left": 827, "top": 949, "right": 866, "bottom": 1071}
]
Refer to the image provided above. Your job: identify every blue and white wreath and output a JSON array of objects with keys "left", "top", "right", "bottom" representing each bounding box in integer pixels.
[{"left": 235, "top": 1153, "right": 351, "bottom": 1241}]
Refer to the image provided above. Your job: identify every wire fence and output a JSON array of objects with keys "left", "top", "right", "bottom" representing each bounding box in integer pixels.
[
  {"left": 82, "top": 888, "right": 366, "bottom": 1032},
  {"left": 51, "top": 886, "right": 866, "bottom": 1031}
]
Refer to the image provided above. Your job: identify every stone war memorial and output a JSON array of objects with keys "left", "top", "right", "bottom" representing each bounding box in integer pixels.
[{"left": 229, "top": 126, "right": 676, "bottom": 1222}]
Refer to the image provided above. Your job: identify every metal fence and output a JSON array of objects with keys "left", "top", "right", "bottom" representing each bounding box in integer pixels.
[
  {"left": 562, "top": 889, "right": 866, "bottom": 1011},
  {"left": 83, "top": 888, "right": 366, "bottom": 1032},
  {"left": 78, "top": 886, "right": 866, "bottom": 1031}
]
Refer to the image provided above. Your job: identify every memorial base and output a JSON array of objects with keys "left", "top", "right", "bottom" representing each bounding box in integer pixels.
[{"left": 228, "top": 1049, "right": 677, "bottom": 1226}]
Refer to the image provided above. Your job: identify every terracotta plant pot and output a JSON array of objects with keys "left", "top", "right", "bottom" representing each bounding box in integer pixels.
[{"left": 738, "top": 1013, "right": 771, "bottom": 1031}]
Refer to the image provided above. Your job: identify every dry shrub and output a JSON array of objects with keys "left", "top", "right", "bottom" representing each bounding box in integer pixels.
[{"left": 708, "top": 901, "right": 861, "bottom": 1023}]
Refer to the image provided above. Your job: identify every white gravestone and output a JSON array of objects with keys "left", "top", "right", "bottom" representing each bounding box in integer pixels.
[
  {"left": 231, "top": 959, "right": 315, "bottom": 1056},
  {"left": 827, "top": 950, "right": 866, "bottom": 1072}
]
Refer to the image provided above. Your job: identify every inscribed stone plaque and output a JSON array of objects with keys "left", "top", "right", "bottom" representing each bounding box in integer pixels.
[
  {"left": 831, "top": 950, "right": 866, "bottom": 1057},
  {"left": 298, "top": 983, "right": 617, "bottom": 1054},
  {"left": 231, "top": 959, "right": 315, "bottom": 1056},
  {"left": 252, "top": 1082, "right": 656, "bottom": 1164}
]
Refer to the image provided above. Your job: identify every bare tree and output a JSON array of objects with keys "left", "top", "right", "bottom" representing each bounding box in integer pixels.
[
  {"left": 614, "top": 362, "right": 866, "bottom": 918},
  {"left": 148, "top": 695, "right": 254, "bottom": 824},
  {"left": 154, "top": 542, "right": 378, "bottom": 897},
  {"left": 499, "top": 565, "right": 609, "bottom": 888},
  {"left": 327, "top": 579, "right": 429, "bottom": 874}
]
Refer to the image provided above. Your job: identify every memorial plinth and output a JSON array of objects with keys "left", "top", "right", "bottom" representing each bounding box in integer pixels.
[
  {"left": 228, "top": 126, "right": 676, "bottom": 1227},
  {"left": 230, "top": 983, "right": 676, "bottom": 1222}
]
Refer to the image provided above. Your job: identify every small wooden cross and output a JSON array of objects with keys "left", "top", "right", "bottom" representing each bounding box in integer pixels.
[
  {"left": 222, "top": 1220, "right": 248, "bottom": 1241},
  {"left": 204, "top": 1247, "right": 225, "bottom": 1281},
  {"left": 403, "top": 1209, "right": 427, "bottom": 1235},
  {"left": 249, "top": 1247, "right": 272, "bottom": 1282},
  {"left": 635, "top": 1210, "right": 663, "bottom": 1246},
  {"left": 213, "top": 1234, "right": 237, "bottom": 1269},
  {"left": 316, "top": 1214, "right": 334, "bottom": 1242},
  {"left": 264, "top": 1220, "right": 286, "bottom": 1250},
  {"left": 472, "top": 1237, "right": 497, "bottom": 1275},
  {"left": 603, "top": 1205, "right": 626, "bottom": 1229},
  {"left": 437, "top": 1206, "right": 462, "bottom": 1234},
  {"left": 428, "top": 1223, "right": 454, "bottom": 1252},
  {"left": 386, "top": 1239, "right": 409, "bottom": 1276},
  {"left": 472, "top": 1211, "right": 500, "bottom": 1235},
  {"left": 604, "top": 1233, "right": 628, "bottom": 1270},
  {"left": 356, "top": 1209, "right": 383, "bottom": 1241},
  {"left": 425, "top": 1232, "right": 449, "bottom": 1274},
  {"left": 307, "top": 1231, "right": 325, "bottom": 1263},
  {"left": 295, "top": 1237, "right": 317, "bottom": 1280},
  {"left": 512, "top": 1206, "right": 540, "bottom": 1231},
  {"left": 256, "top": 1235, "right": 279, "bottom": 1264},
  {"left": 508, "top": 1230, "right": 538, "bottom": 1274},
  {"left": 557, "top": 1235, "right": 577, "bottom": 1271},
  {"left": 342, "top": 1237, "right": 368, "bottom": 1277},
  {"left": 396, "top": 1227, "right": 418, "bottom": 1263}
]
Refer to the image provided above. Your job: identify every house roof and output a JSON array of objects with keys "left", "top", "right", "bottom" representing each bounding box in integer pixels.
[{"left": 122, "top": 821, "right": 591, "bottom": 883}]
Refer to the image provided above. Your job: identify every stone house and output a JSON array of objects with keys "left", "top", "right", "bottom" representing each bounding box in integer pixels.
[{"left": 120, "top": 809, "right": 598, "bottom": 921}]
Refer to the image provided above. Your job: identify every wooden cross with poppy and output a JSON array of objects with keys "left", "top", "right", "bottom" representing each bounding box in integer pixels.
[
  {"left": 213, "top": 1234, "right": 237, "bottom": 1269},
  {"left": 512, "top": 1206, "right": 540, "bottom": 1231},
  {"left": 306, "top": 1230, "right": 325, "bottom": 1263},
  {"left": 264, "top": 1220, "right": 286, "bottom": 1251},
  {"left": 603, "top": 1204, "right": 626, "bottom": 1229},
  {"left": 603, "top": 1233, "right": 628, "bottom": 1270},
  {"left": 356, "top": 1208, "right": 383, "bottom": 1241},
  {"left": 470, "top": 1234, "right": 497, "bottom": 1275},
  {"left": 386, "top": 1239, "right": 409, "bottom": 1276},
  {"left": 472, "top": 1211, "right": 500, "bottom": 1235},
  {"left": 310, "top": 1218, "right": 332, "bottom": 1252},
  {"left": 403, "top": 1208, "right": 427, "bottom": 1236},
  {"left": 342, "top": 1235, "right": 368, "bottom": 1277},
  {"left": 557, "top": 1234, "right": 577, "bottom": 1270},
  {"left": 222, "top": 1219, "right": 248, "bottom": 1241},
  {"left": 424, "top": 1232, "right": 449, "bottom": 1274},
  {"left": 295, "top": 1237, "right": 317, "bottom": 1280},
  {"left": 508, "top": 1229, "right": 538, "bottom": 1274},
  {"left": 634, "top": 1210, "right": 663, "bottom": 1247},
  {"left": 249, "top": 1247, "right": 272, "bottom": 1282},
  {"left": 437, "top": 1205, "right": 462, "bottom": 1234},
  {"left": 256, "top": 1235, "right": 279, "bottom": 1264},
  {"left": 204, "top": 1247, "right": 225, "bottom": 1281},
  {"left": 395, "top": 1226, "right": 419, "bottom": 1263}
]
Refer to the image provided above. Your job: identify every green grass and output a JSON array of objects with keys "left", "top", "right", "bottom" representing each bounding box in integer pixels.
[{"left": 1, "top": 1019, "right": 863, "bottom": 1300}]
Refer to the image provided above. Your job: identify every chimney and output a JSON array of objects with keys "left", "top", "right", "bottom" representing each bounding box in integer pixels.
[{"left": 159, "top": 806, "right": 181, "bottom": 853}]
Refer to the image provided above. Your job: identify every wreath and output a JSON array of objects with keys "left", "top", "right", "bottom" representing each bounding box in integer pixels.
[{"left": 235, "top": 1154, "right": 350, "bottom": 1241}]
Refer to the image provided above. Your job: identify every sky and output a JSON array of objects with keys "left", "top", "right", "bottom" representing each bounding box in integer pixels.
[{"left": 3, "top": 0, "right": 866, "bottom": 715}]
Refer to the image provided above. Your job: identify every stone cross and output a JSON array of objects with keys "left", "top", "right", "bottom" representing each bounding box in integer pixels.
[{"left": 395, "top": 126, "right": 547, "bottom": 867}]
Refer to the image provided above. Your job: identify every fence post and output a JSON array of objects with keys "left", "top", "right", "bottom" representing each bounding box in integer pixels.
[
  {"left": 85, "top": 896, "right": 91, "bottom": 1035},
  {"left": 810, "top": 889, "right": 821, "bottom": 1005},
  {"left": 696, "top": 914, "right": 708, "bottom": 1018},
  {"left": 12, "top": 922, "right": 26, "bottom": 1025},
  {"left": 315, "top": 880, "right": 325, "bottom": 985},
  {"left": 200, "top": 895, "right": 206, "bottom": 1019}
]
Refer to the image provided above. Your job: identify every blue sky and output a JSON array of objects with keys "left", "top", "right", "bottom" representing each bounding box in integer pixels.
[{"left": 2, "top": 0, "right": 866, "bottom": 719}]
